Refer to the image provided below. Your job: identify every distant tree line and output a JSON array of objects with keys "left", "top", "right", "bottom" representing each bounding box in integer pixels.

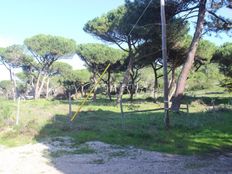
[{"left": 0, "top": 0, "right": 231, "bottom": 111}]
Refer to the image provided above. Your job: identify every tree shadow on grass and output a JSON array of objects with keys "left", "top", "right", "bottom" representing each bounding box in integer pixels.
[
  {"left": 55, "top": 91, "right": 232, "bottom": 109},
  {"left": 58, "top": 97, "right": 117, "bottom": 107},
  {"left": 154, "top": 95, "right": 232, "bottom": 106},
  {"left": 35, "top": 107, "right": 232, "bottom": 155},
  {"left": 32, "top": 107, "right": 232, "bottom": 174},
  {"left": 184, "top": 95, "right": 232, "bottom": 106}
]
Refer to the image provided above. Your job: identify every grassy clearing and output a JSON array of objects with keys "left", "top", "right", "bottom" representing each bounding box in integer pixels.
[{"left": 0, "top": 91, "right": 231, "bottom": 155}]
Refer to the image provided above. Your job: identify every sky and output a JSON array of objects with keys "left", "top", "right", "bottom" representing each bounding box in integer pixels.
[
  {"left": 0, "top": 0, "right": 231, "bottom": 80},
  {"left": 0, "top": 0, "right": 125, "bottom": 80},
  {"left": 0, "top": 0, "right": 125, "bottom": 46}
]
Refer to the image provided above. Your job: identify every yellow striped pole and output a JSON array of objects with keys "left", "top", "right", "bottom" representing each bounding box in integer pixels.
[{"left": 71, "top": 63, "right": 111, "bottom": 122}]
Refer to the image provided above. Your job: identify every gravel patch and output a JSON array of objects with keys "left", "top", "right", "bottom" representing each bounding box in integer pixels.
[{"left": 0, "top": 137, "right": 231, "bottom": 174}]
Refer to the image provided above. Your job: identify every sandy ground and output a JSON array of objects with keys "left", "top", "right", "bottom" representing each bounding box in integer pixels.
[{"left": 0, "top": 137, "right": 232, "bottom": 174}]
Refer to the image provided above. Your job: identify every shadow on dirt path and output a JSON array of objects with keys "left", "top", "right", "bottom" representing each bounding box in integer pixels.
[{"left": 0, "top": 137, "right": 232, "bottom": 174}]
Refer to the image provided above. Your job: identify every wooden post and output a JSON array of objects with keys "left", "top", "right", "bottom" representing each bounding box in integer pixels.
[
  {"left": 16, "top": 97, "right": 20, "bottom": 125},
  {"left": 160, "top": 0, "right": 170, "bottom": 128}
]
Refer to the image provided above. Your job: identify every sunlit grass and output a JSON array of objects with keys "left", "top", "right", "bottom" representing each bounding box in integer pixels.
[{"left": 0, "top": 92, "right": 231, "bottom": 155}]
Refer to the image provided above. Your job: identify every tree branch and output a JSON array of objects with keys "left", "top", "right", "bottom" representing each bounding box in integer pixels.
[
  {"left": 105, "top": 34, "right": 129, "bottom": 52},
  {"left": 176, "top": 4, "right": 199, "bottom": 15},
  {"left": 207, "top": 10, "right": 230, "bottom": 24}
]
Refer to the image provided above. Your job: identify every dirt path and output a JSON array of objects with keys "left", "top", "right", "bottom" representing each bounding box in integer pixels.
[{"left": 0, "top": 137, "right": 231, "bottom": 174}]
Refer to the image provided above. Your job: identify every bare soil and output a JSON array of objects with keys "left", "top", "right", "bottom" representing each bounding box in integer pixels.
[{"left": 0, "top": 137, "right": 232, "bottom": 174}]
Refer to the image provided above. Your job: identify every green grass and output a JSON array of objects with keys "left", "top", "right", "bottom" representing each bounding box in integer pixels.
[
  {"left": 37, "top": 110, "right": 232, "bottom": 155},
  {"left": 0, "top": 92, "right": 232, "bottom": 155}
]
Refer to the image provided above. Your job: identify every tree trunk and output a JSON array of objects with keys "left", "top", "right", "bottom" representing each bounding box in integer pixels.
[
  {"left": 2, "top": 64, "right": 17, "bottom": 101},
  {"left": 168, "top": 82, "right": 176, "bottom": 102},
  {"left": 74, "top": 86, "right": 77, "bottom": 94},
  {"left": 129, "top": 73, "right": 134, "bottom": 101},
  {"left": 37, "top": 75, "right": 47, "bottom": 98},
  {"left": 92, "top": 72, "right": 97, "bottom": 102},
  {"left": 127, "top": 85, "right": 130, "bottom": 94},
  {"left": 151, "top": 63, "right": 160, "bottom": 102},
  {"left": 116, "top": 54, "right": 134, "bottom": 104},
  {"left": 107, "top": 70, "right": 112, "bottom": 101},
  {"left": 171, "top": 0, "right": 207, "bottom": 111},
  {"left": 114, "top": 84, "right": 117, "bottom": 94},
  {"left": 160, "top": 0, "right": 170, "bottom": 128},
  {"left": 129, "top": 67, "right": 139, "bottom": 101},
  {"left": 135, "top": 82, "right": 139, "bottom": 96},
  {"left": 9, "top": 68, "right": 16, "bottom": 101},
  {"left": 168, "top": 63, "right": 176, "bottom": 101},
  {"left": 35, "top": 73, "right": 47, "bottom": 99},
  {"left": 129, "top": 86, "right": 134, "bottom": 101},
  {"left": 46, "top": 78, "right": 50, "bottom": 99},
  {"left": 81, "top": 85, "right": 84, "bottom": 97},
  {"left": 34, "top": 73, "right": 41, "bottom": 99}
]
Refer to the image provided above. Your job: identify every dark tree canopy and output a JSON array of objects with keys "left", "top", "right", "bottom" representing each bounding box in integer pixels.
[
  {"left": 84, "top": 0, "right": 187, "bottom": 50},
  {"left": 76, "top": 43, "right": 126, "bottom": 101},
  {"left": 212, "top": 42, "right": 232, "bottom": 90},
  {"left": 212, "top": 42, "right": 232, "bottom": 78},
  {"left": 50, "top": 62, "right": 73, "bottom": 76},
  {"left": 0, "top": 45, "right": 25, "bottom": 68},
  {"left": 23, "top": 34, "right": 77, "bottom": 99},
  {"left": 76, "top": 43, "right": 126, "bottom": 71},
  {"left": 25, "top": 34, "right": 76, "bottom": 58},
  {"left": 24, "top": 34, "right": 76, "bottom": 72}
]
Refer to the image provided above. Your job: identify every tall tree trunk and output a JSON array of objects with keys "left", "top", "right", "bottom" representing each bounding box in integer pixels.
[
  {"left": 46, "top": 78, "right": 50, "bottom": 99},
  {"left": 135, "top": 82, "right": 139, "bottom": 96},
  {"left": 92, "top": 72, "right": 97, "bottom": 102},
  {"left": 126, "top": 85, "right": 130, "bottom": 95},
  {"left": 34, "top": 72, "right": 42, "bottom": 99},
  {"left": 81, "top": 85, "right": 84, "bottom": 97},
  {"left": 113, "top": 84, "right": 117, "bottom": 94},
  {"left": 151, "top": 63, "right": 161, "bottom": 102},
  {"left": 74, "top": 85, "right": 78, "bottom": 95},
  {"left": 160, "top": 0, "right": 170, "bottom": 128},
  {"left": 2, "top": 63, "right": 17, "bottom": 101},
  {"left": 129, "top": 87, "right": 134, "bottom": 101},
  {"left": 9, "top": 67, "right": 16, "bottom": 101},
  {"left": 171, "top": 0, "right": 207, "bottom": 111},
  {"left": 168, "top": 64, "right": 176, "bottom": 102},
  {"left": 116, "top": 53, "right": 134, "bottom": 104},
  {"left": 35, "top": 73, "right": 47, "bottom": 99},
  {"left": 107, "top": 70, "right": 112, "bottom": 101},
  {"left": 129, "top": 67, "right": 139, "bottom": 101},
  {"left": 37, "top": 75, "right": 47, "bottom": 99},
  {"left": 12, "top": 70, "right": 18, "bottom": 100},
  {"left": 129, "top": 73, "right": 134, "bottom": 101},
  {"left": 27, "top": 75, "right": 35, "bottom": 96}
]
